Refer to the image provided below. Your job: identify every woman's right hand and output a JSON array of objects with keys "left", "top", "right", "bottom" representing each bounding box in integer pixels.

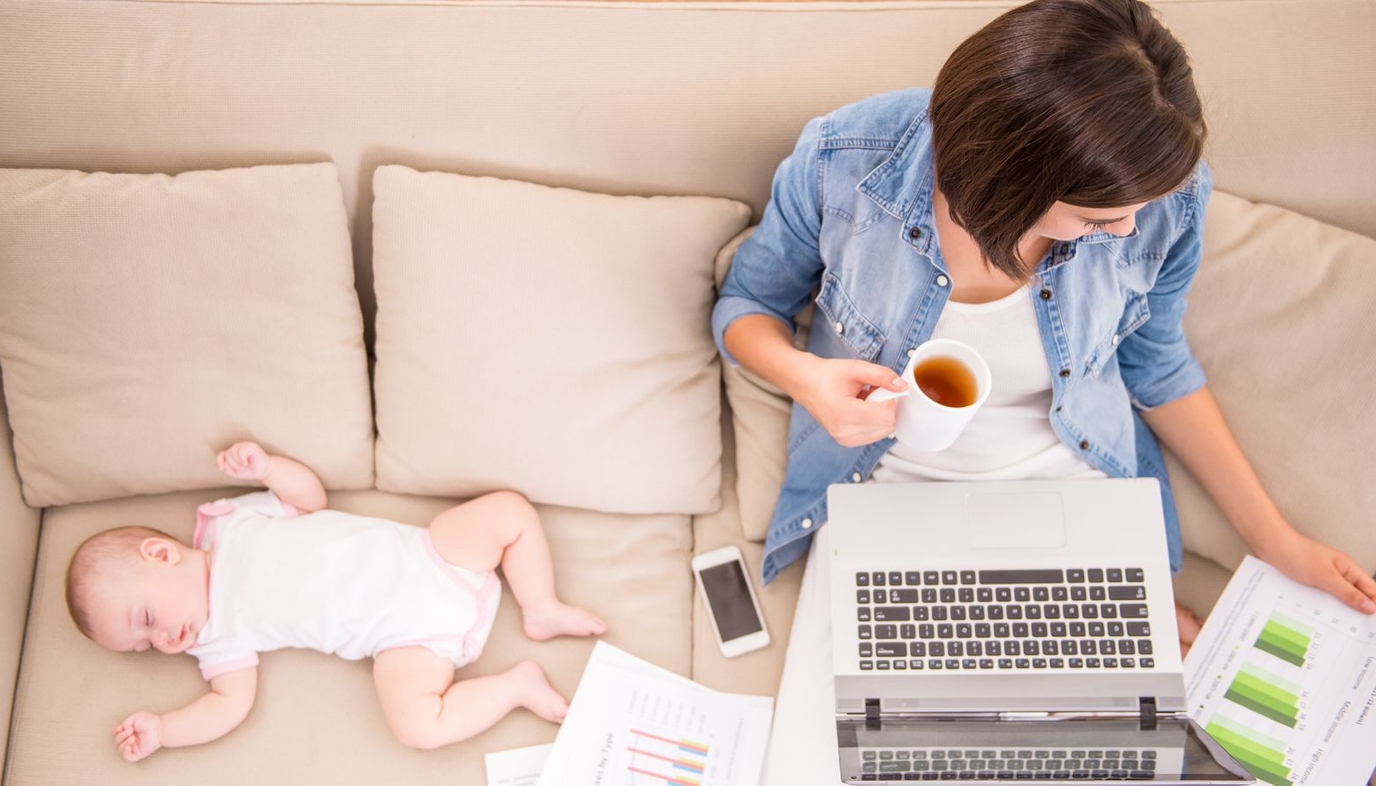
[{"left": 790, "top": 355, "right": 907, "bottom": 447}]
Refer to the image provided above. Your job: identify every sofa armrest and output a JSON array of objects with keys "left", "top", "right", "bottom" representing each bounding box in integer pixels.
[{"left": 0, "top": 380, "right": 41, "bottom": 773}]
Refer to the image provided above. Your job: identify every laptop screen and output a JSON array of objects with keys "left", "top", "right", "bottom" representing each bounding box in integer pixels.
[{"left": 837, "top": 716, "right": 1254, "bottom": 783}]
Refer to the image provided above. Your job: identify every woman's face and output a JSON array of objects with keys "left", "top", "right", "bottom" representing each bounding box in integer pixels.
[{"left": 1030, "top": 201, "right": 1149, "bottom": 242}]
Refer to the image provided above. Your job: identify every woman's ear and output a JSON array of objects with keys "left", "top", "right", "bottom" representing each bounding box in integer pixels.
[{"left": 138, "top": 537, "right": 182, "bottom": 565}]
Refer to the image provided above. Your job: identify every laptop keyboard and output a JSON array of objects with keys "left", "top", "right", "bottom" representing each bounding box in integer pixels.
[
  {"left": 857, "top": 746, "right": 1160, "bottom": 781},
  {"left": 853, "top": 568, "right": 1156, "bottom": 672}
]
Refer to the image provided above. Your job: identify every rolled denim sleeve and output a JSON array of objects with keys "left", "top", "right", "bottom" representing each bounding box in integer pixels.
[
  {"left": 712, "top": 116, "right": 828, "bottom": 366},
  {"left": 1119, "top": 162, "right": 1213, "bottom": 410}
]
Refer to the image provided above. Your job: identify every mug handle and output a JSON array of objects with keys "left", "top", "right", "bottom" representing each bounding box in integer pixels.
[{"left": 865, "top": 385, "right": 911, "bottom": 403}]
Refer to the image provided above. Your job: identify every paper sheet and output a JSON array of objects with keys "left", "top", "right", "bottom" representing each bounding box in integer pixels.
[
  {"left": 486, "top": 743, "right": 553, "bottom": 786},
  {"left": 535, "top": 641, "right": 774, "bottom": 786},
  {"left": 1184, "top": 555, "right": 1376, "bottom": 785}
]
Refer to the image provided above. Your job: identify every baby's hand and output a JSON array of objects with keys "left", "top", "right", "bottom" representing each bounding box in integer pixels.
[
  {"left": 114, "top": 711, "right": 163, "bottom": 763},
  {"left": 217, "top": 441, "right": 271, "bottom": 481}
]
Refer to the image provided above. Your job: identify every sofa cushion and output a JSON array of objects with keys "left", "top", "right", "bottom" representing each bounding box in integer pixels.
[
  {"left": 370, "top": 165, "right": 750, "bottom": 515},
  {"left": 1168, "top": 190, "right": 1376, "bottom": 573},
  {"left": 0, "top": 164, "right": 374, "bottom": 507},
  {"left": 7, "top": 488, "right": 693, "bottom": 785}
]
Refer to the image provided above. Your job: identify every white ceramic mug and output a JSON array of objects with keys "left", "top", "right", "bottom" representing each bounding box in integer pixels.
[{"left": 867, "top": 338, "right": 992, "bottom": 452}]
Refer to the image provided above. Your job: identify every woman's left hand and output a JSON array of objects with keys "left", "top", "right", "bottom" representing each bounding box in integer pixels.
[{"left": 1254, "top": 526, "right": 1376, "bottom": 614}]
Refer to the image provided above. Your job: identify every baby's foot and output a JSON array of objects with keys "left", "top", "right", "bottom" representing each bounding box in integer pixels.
[
  {"left": 1176, "top": 601, "right": 1204, "bottom": 658},
  {"left": 522, "top": 601, "right": 608, "bottom": 641},
  {"left": 510, "top": 660, "right": 569, "bottom": 724}
]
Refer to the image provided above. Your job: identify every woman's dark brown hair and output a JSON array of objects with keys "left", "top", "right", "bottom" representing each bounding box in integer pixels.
[{"left": 929, "top": 0, "right": 1207, "bottom": 278}]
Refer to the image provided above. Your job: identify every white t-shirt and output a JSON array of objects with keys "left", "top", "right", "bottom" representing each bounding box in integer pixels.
[
  {"left": 187, "top": 492, "right": 500, "bottom": 680},
  {"left": 873, "top": 286, "right": 1107, "bottom": 483}
]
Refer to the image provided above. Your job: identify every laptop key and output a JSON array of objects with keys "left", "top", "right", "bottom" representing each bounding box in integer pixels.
[
  {"left": 876, "top": 624, "right": 898, "bottom": 639},
  {"left": 1126, "top": 568, "right": 1145, "bottom": 582},
  {"left": 874, "top": 589, "right": 888, "bottom": 603},
  {"left": 943, "top": 571, "right": 959, "bottom": 585},
  {"left": 891, "top": 588, "right": 919, "bottom": 603},
  {"left": 1109, "top": 585, "right": 1146, "bottom": 601},
  {"left": 873, "top": 571, "right": 886, "bottom": 586},
  {"left": 1120, "top": 639, "right": 1136, "bottom": 655},
  {"left": 906, "top": 571, "right": 923, "bottom": 585},
  {"left": 875, "top": 606, "right": 911, "bottom": 622},
  {"left": 876, "top": 643, "right": 905, "bottom": 658},
  {"left": 998, "top": 658, "right": 1013, "bottom": 668},
  {"left": 1087, "top": 569, "right": 1104, "bottom": 582},
  {"left": 901, "top": 624, "right": 916, "bottom": 639},
  {"left": 857, "top": 572, "right": 870, "bottom": 587},
  {"left": 924, "top": 570, "right": 940, "bottom": 585},
  {"left": 860, "top": 660, "right": 874, "bottom": 670},
  {"left": 1120, "top": 603, "right": 1149, "bottom": 618},
  {"left": 979, "top": 569, "right": 1065, "bottom": 584},
  {"left": 859, "top": 624, "right": 873, "bottom": 639},
  {"left": 890, "top": 571, "right": 904, "bottom": 586},
  {"left": 859, "top": 608, "right": 872, "bottom": 622},
  {"left": 910, "top": 642, "right": 926, "bottom": 657},
  {"left": 1138, "top": 639, "right": 1153, "bottom": 654},
  {"left": 877, "top": 660, "right": 891, "bottom": 670},
  {"left": 860, "top": 643, "right": 874, "bottom": 657}
]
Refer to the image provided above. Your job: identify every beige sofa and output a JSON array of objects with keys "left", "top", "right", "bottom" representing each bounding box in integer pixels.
[{"left": 1, "top": 1, "right": 1374, "bottom": 784}]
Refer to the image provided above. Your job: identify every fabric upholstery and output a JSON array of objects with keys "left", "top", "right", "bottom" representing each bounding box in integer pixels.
[
  {"left": 1169, "top": 190, "right": 1376, "bottom": 573},
  {"left": 0, "top": 374, "right": 41, "bottom": 772},
  {"left": 0, "top": 164, "right": 375, "bottom": 508},
  {"left": 7, "top": 489, "right": 693, "bottom": 786},
  {"left": 371, "top": 165, "right": 749, "bottom": 514}
]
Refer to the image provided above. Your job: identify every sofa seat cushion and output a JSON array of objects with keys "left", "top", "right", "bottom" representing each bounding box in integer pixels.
[
  {"left": 370, "top": 165, "right": 750, "bottom": 515},
  {"left": 0, "top": 164, "right": 375, "bottom": 508},
  {"left": 8, "top": 489, "right": 692, "bottom": 785}
]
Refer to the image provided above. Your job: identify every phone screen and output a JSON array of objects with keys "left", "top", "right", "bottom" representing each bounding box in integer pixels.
[{"left": 700, "top": 559, "right": 764, "bottom": 641}]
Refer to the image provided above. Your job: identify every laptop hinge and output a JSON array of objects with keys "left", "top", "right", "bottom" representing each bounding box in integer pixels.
[
  {"left": 865, "top": 698, "right": 882, "bottom": 730},
  {"left": 1138, "top": 697, "right": 1157, "bottom": 730}
]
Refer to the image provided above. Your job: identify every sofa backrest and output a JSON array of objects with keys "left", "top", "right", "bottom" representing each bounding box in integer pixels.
[{"left": 2, "top": 0, "right": 1373, "bottom": 346}]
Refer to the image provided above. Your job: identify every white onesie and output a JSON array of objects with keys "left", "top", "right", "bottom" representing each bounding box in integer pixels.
[{"left": 187, "top": 492, "right": 501, "bottom": 680}]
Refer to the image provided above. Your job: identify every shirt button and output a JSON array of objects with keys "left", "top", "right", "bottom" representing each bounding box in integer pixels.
[
  {"left": 801, "top": 518, "right": 814, "bottom": 530},
  {"left": 1111, "top": 334, "right": 1121, "bottom": 346},
  {"left": 936, "top": 275, "right": 950, "bottom": 287},
  {"left": 1040, "top": 289, "right": 1052, "bottom": 300},
  {"left": 1059, "top": 369, "right": 1071, "bottom": 378},
  {"left": 908, "top": 347, "right": 918, "bottom": 358},
  {"left": 852, "top": 472, "right": 863, "bottom": 483},
  {"left": 1079, "top": 440, "right": 1091, "bottom": 450},
  {"left": 909, "top": 227, "right": 922, "bottom": 239},
  {"left": 835, "top": 321, "right": 845, "bottom": 334}
]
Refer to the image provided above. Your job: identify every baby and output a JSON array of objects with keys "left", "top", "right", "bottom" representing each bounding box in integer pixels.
[{"left": 65, "top": 441, "right": 608, "bottom": 762}]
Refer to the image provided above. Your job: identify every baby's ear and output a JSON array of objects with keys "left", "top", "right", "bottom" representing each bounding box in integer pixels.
[{"left": 138, "top": 537, "right": 182, "bottom": 565}]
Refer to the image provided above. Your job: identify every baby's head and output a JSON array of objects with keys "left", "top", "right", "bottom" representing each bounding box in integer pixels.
[{"left": 65, "top": 526, "right": 210, "bottom": 655}]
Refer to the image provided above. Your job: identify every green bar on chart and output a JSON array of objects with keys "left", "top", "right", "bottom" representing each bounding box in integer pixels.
[
  {"left": 1239, "top": 662, "right": 1303, "bottom": 698},
  {"left": 1225, "top": 669, "right": 1299, "bottom": 728},
  {"left": 1206, "top": 715, "right": 1288, "bottom": 769},
  {"left": 1254, "top": 615, "right": 1310, "bottom": 667},
  {"left": 1205, "top": 720, "right": 1294, "bottom": 786}
]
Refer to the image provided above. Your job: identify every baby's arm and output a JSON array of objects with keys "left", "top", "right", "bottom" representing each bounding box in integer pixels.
[
  {"left": 114, "top": 667, "right": 258, "bottom": 762},
  {"left": 217, "top": 441, "right": 327, "bottom": 513}
]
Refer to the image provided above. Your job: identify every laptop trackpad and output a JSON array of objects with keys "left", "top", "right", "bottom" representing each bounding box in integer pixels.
[{"left": 967, "top": 492, "right": 1067, "bottom": 549}]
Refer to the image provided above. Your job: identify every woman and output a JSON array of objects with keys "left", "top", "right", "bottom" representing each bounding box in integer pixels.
[{"left": 712, "top": 0, "right": 1376, "bottom": 780}]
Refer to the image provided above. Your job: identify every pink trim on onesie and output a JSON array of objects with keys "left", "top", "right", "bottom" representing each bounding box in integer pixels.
[
  {"left": 380, "top": 531, "right": 501, "bottom": 664},
  {"left": 193, "top": 502, "right": 236, "bottom": 549},
  {"left": 200, "top": 654, "right": 260, "bottom": 681}
]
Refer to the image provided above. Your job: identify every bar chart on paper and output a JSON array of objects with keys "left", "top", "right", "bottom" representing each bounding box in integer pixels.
[
  {"left": 535, "top": 643, "right": 772, "bottom": 786},
  {"left": 626, "top": 727, "right": 709, "bottom": 785},
  {"left": 1185, "top": 557, "right": 1376, "bottom": 786}
]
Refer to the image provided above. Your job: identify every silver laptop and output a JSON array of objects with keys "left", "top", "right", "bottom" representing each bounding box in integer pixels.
[{"left": 827, "top": 478, "right": 1254, "bottom": 784}]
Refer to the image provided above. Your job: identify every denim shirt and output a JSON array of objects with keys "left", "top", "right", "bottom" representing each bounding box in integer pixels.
[{"left": 713, "top": 88, "right": 1212, "bottom": 584}]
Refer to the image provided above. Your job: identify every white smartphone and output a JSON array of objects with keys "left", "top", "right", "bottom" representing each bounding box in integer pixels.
[{"left": 691, "top": 545, "right": 770, "bottom": 658}]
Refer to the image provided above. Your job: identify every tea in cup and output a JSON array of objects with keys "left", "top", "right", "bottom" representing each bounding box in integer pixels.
[{"left": 867, "top": 338, "right": 991, "bottom": 451}]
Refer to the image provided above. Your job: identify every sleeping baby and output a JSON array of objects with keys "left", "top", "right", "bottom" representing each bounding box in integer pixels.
[{"left": 64, "top": 441, "right": 607, "bottom": 761}]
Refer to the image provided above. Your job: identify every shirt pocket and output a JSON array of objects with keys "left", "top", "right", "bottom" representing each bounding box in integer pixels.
[
  {"left": 1085, "top": 290, "right": 1150, "bottom": 376},
  {"left": 814, "top": 271, "right": 885, "bottom": 361}
]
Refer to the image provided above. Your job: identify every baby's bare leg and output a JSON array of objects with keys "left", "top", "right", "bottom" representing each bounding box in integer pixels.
[
  {"left": 373, "top": 647, "right": 568, "bottom": 750},
  {"left": 429, "top": 491, "right": 607, "bottom": 641}
]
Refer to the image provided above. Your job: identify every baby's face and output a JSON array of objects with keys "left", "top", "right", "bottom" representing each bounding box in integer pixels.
[{"left": 86, "top": 539, "right": 210, "bottom": 655}]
